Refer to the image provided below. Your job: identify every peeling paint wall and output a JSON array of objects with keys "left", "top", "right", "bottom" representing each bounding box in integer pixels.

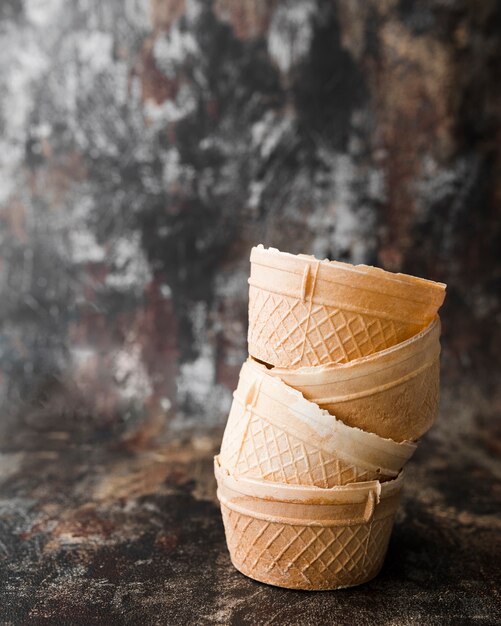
[{"left": 1, "top": 0, "right": 500, "bottom": 445}]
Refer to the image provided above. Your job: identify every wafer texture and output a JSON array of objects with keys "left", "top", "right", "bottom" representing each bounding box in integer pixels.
[
  {"left": 270, "top": 318, "right": 441, "bottom": 441},
  {"left": 248, "top": 246, "right": 446, "bottom": 368},
  {"left": 215, "top": 457, "right": 403, "bottom": 590},
  {"left": 219, "top": 360, "right": 416, "bottom": 486}
]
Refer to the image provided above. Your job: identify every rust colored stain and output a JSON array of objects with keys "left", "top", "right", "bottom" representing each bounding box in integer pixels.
[
  {"left": 154, "top": 532, "right": 178, "bottom": 551},
  {"left": 215, "top": 359, "right": 240, "bottom": 394},
  {"left": 336, "top": 0, "right": 371, "bottom": 62},
  {"left": 137, "top": 35, "right": 179, "bottom": 106},
  {"left": 42, "top": 504, "right": 118, "bottom": 553},
  {"left": 93, "top": 440, "right": 218, "bottom": 501},
  {"left": 150, "top": 0, "right": 186, "bottom": 32},
  {"left": 371, "top": 22, "right": 455, "bottom": 270},
  {"left": 0, "top": 198, "right": 28, "bottom": 244},
  {"left": 17, "top": 501, "right": 120, "bottom": 553},
  {"left": 119, "top": 279, "right": 179, "bottom": 447},
  {"left": 214, "top": 0, "right": 279, "bottom": 40},
  {"left": 45, "top": 151, "right": 88, "bottom": 208},
  {"left": 93, "top": 459, "right": 172, "bottom": 501},
  {"left": 139, "top": 278, "right": 179, "bottom": 396}
]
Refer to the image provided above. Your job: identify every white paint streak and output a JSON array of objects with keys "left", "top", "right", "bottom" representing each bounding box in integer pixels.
[
  {"left": 160, "top": 397, "right": 172, "bottom": 411},
  {"left": 71, "top": 230, "right": 107, "bottom": 264},
  {"left": 105, "top": 233, "right": 152, "bottom": 291},
  {"left": 24, "top": 0, "right": 64, "bottom": 27},
  {"left": 74, "top": 31, "right": 114, "bottom": 74},
  {"left": 307, "top": 136, "right": 381, "bottom": 264},
  {"left": 114, "top": 344, "right": 153, "bottom": 401},
  {"left": 184, "top": 0, "right": 204, "bottom": 23},
  {"left": 154, "top": 25, "right": 198, "bottom": 80},
  {"left": 268, "top": 0, "right": 316, "bottom": 74},
  {"left": 177, "top": 344, "right": 215, "bottom": 408},
  {"left": 125, "top": 0, "right": 151, "bottom": 29},
  {"left": 162, "top": 146, "right": 195, "bottom": 189},
  {"left": 160, "top": 284, "right": 172, "bottom": 299},
  {"left": 0, "top": 22, "right": 49, "bottom": 203},
  {"left": 174, "top": 302, "right": 233, "bottom": 426},
  {"left": 251, "top": 111, "right": 294, "bottom": 160},
  {"left": 332, "top": 154, "right": 361, "bottom": 254}
]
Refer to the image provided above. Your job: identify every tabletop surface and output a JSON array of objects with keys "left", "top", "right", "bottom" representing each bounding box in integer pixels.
[{"left": 1, "top": 383, "right": 500, "bottom": 626}]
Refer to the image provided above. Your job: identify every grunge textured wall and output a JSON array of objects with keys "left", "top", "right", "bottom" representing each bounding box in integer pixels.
[{"left": 1, "top": 0, "right": 500, "bottom": 446}]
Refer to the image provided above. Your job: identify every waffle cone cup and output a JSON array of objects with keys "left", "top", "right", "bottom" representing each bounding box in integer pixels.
[
  {"left": 219, "top": 359, "right": 416, "bottom": 487},
  {"left": 248, "top": 245, "right": 446, "bottom": 369},
  {"left": 215, "top": 456, "right": 404, "bottom": 590},
  {"left": 270, "top": 318, "right": 441, "bottom": 442}
]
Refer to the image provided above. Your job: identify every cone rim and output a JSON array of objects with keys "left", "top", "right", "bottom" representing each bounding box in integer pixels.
[
  {"left": 215, "top": 455, "right": 404, "bottom": 504},
  {"left": 241, "top": 359, "right": 417, "bottom": 463},
  {"left": 270, "top": 316, "right": 440, "bottom": 380},
  {"left": 251, "top": 245, "right": 447, "bottom": 302}
]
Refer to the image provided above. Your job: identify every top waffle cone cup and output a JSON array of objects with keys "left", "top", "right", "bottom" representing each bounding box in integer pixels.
[
  {"left": 219, "top": 359, "right": 416, "bottom": 487},
  {"left": 269, "top": 317, "right": 441, "bottom": 442},
  {"left": 248, "top": 245, "right": 446, "bottom": 369}
]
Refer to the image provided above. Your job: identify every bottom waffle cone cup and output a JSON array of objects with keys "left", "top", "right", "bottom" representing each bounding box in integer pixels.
[
  {"left": 270, "top": 318, "right": 441, "bottom": 442},
  {"left": 219, "top": 359, "right": 416, "bottom": 487},
  {"left": 215, "top": 456, "right": 403, "bottom": 590}
]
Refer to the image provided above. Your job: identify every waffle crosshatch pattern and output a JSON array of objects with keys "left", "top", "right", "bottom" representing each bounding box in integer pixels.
[
  {"left": 270, "top": 318, "right": 442, "bottom": 442},
  {"left": 229, "top": 412, "right": 374, "bottom": 487},
  {"left": 216, "top": 247, "right": 445, "bottom": 590},
  {"left": 248, "top": 285, "right": 406, "bottom": 368},
  {"left": 219, "top": 359, "right": 416, "bottom": 488},
  {"left": 220, "top": 505, "right": 397, "bottom": 590},
  {"left": 247, "top": 247, "right": 445, "bottom": 369}
]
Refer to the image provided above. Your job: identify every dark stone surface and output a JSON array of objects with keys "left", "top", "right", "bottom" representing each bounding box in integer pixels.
[{"left": 0, "top": 383, "right": 500, "bottom": 625}]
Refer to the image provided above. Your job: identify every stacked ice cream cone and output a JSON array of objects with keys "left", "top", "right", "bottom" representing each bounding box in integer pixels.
[{"left": 215, "top": 245, "right": 446, "bottom": 590}]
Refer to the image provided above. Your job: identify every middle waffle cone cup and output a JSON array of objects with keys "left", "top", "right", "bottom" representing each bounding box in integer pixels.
[
  {"left": 269, "top": 317, "right": 441, "bottom": 442},
  {"left": 219, "top": 359, "right": 416, "bottom": 488}
]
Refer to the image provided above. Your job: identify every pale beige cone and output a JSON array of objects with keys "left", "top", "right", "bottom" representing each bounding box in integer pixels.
[
  {"left": 215, "top": 456, "right": 403, "bottom": 590},
  {"left": 248, "top": 245, "right": 446, "bottom": 369},
  {"left": 219, "top": 359, "right": 416, "bottom": 487},
  {"left": 269, "top": 317, "right": 441, "bottom": 442}
]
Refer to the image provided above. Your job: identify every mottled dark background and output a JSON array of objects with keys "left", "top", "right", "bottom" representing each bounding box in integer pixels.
[{"left": 0, "top": 1, "right": 500, "bottom": 623}]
